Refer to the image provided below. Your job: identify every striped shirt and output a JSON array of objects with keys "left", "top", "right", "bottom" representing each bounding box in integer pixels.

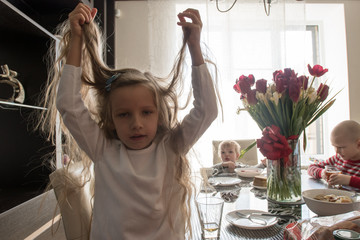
[{"left": 307, "top": 154, "right": 360, "bottom": 189}]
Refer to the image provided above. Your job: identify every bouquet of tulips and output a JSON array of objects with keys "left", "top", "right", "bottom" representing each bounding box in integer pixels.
[
  {"left": 234, "top": 64, "right": 337, "bottom": 154},
  {"left": 233, "top": 64, "right": 338, "bottom": 202}
]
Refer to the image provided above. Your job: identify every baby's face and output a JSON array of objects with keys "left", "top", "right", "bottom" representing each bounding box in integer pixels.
[
  {"left": 220, "top": 146, "right": 238, "bottom": 163},
  {"left": 331, "top": 133, "right": 360, "bottom": 161}
]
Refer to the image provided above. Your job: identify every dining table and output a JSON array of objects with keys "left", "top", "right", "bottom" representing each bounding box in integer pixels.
[{"left": 188, "top": 169, "right": 344, "bottom": 240}]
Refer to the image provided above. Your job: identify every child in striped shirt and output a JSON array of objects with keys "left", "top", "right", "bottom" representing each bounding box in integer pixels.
[{"left": 308, "top": 120, "right": 360, "bottom": 188}]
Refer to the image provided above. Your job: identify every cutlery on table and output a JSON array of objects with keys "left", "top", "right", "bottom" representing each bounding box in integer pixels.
[
  {"left": 250, "top": 212, "right": 295, "bottom": 219},
  {"left": 235, "top": 212, "right": 267, "bottom": 226}
]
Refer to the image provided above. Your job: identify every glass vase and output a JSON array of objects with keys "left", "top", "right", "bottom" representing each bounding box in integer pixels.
[{"left": 266, "top": 139, "right": 302, "bottom": 203}]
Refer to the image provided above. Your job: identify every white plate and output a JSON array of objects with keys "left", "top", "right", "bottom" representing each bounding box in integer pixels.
[
  {"left": 208, "top": 177, "right": 241, "bottom": 186},
  {"left": 251, "top": 182, "right": 267, "bottom": 190},
  {"left": 226, "top": 209, "right": 278, "bottom": 229},
  {"left": 235, "top": 167, "right": 263, "bottom": 178}
]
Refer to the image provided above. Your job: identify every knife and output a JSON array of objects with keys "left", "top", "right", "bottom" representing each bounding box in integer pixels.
[{"left": 251, "top": 212, "right": 296, "bottom": 219}]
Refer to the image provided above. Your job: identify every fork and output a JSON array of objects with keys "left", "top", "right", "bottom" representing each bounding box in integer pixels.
[{"left": 235, "top": 212, "right": 267, "bottom": 225}]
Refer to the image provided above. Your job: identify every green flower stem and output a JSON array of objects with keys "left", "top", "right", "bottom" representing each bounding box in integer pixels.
[
  {"left": 267, "top": 162, "right": 302, "bottom": 202},
  {"left": 267, "top": 140, "right": 302, "bottom": 203}
]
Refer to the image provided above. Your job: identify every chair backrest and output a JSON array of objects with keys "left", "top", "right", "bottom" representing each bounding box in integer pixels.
[
  {"left": 212, "top": 139, "right": 258, "bottom": 166},
  {"left": 50, "top": 162, "right": 93, "bottom": 240}
]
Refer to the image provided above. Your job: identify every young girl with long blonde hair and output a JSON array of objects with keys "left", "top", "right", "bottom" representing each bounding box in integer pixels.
[{"left": 39, "top": 3, "right": 218, "bottom": 239}]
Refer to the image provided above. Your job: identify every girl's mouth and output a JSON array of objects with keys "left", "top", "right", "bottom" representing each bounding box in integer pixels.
[{"left": 130, "top": 135, "right": 145, "bottom": 140}]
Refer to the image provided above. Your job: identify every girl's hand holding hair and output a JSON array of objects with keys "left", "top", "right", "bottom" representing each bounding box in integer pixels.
[
  {"left": 177, "top": 9, "right": 204, "bottom": 66},
  {"left": 68, "top": 3, "right": 97, "bottom": 38},
  {"left": 67, "top": 3, "right": 97, "bottom": 66}
]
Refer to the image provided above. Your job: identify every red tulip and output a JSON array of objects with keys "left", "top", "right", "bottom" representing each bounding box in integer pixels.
[
  {"left": 239, "top": 79, "right": 251, "bottom": 95},
  {"left": 288, "top": 77, "right": 301, "bottom": 102},
  {"left": 247, "top": 89, "right": 257, "bottom": 105},
  {"left": 284, "top": 68, "right": 297, "bottom": 79},
  {"left": 274, "top": 72, "right": 287, "bottom": 93},
  {"left": 297, "top": 75, "right": 309, "bottom": 90},
  {"left": 257, "top": 125, "right": 293, "bottom": 161},
  {"left": 308, "top": 64, "right": 328, "bottom": 77},
  {"left": 317, "top": 83, "right": 329, "bottom": 101},
  {"left": 233, "top": 81, "right": 241, "bottom": 93},
  {"left": 256, "top": 79, "right": 267, "bottom": 94},
  {"left": 273, "top": 70, "right": 283, "bottom": 81},
  {"left": 233, "top": 75, "right": 255, "bottom": 95},
  {"left": 247, "top": 74, "right": 255, "bottom": 86}
]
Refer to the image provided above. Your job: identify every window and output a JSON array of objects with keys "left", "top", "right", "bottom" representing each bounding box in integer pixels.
[{"left": 115, "top": 2, "right": 349, "bottom": 170}]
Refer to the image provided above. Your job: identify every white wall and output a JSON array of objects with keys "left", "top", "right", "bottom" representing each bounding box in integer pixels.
[
  {"left": 114, "top": 2, "right": 150, "bottom": 70},
  {"left": 344, "top": 1, "right": 360, "bottom": 122}
]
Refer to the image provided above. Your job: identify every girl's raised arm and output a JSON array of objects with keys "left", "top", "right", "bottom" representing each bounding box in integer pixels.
[
  {"left": 66, "top": 3, "right": 97, "bottom": 67},
  {"left": 177, "top": 9, "right": 204, "bottom": 66}
]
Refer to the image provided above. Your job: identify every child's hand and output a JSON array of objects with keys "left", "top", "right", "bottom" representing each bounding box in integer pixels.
[
  {"left": 177, "top": 9, "right": 204, "bottom": 66},
  {"left": 222, "top": 162, "right": 236, "bottom": 173},
  {"left": 260, "top": 158, "right": 267, "bottom": 167},
  {"left": 320, "top": 169, "right": 327, "bottom": 180},
  {"left": 68, "top": 3, "right": 97, "bottom": 38},
  {"left": 177, "top": 9, "right": 202, "bottom": 47},
  {"left": 328, "top": 174, "right": 351, "bottom": 186}
]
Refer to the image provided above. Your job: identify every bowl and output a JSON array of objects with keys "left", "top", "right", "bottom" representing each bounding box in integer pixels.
[
  {"left": 302, "top": 189, "right": 360, "bottom": 216},
  {"left": 235, "top": 167, "right": 263, "bottom": 178}
]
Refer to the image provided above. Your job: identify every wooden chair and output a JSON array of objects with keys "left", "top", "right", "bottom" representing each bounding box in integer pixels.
[{"left": 212, "top": 139, "right": 258, "bottom": 166}]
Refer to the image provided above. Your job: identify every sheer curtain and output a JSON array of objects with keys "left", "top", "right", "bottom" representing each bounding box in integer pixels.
[{"left": 115, "top": 0, "right": 306, "bottom": 170}]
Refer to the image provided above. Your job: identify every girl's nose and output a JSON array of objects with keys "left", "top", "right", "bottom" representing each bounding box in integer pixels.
[{"left": 131, "top": 115, "right": 143, "bottom": 129}]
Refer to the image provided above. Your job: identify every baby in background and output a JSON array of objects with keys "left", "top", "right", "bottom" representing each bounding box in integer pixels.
[
  {"left": 308, "top": 120, "right": 360, "bottom": 188},
  {"left": 212, "top": 140, "right": 267, "bottom": 174},
  {"left": 212, "top": 140, "right": 242, "bottom": 173}
]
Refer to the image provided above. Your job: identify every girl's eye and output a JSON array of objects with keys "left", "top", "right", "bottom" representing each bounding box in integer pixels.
[
  {"left": 143, "top": 110, "right": 153, "bottom": 115},
  {"left": 118, "top": 113, "right": 128, "bottom": 118}
]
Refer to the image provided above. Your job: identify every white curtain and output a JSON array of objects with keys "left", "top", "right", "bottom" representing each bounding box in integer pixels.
[{"left": 115, "top": 0, "right": 306, "bottom": 170}]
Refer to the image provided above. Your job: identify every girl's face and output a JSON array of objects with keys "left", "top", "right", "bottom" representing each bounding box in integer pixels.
[
  {"left": 220, "top": 146, "right": 239, "bottom": 163},
  {"left": 110, "top": 84, "right": 159, "bottom": 150}
]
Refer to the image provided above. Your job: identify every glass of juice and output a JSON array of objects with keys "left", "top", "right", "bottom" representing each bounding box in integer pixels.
[{"left": 325, "top": 166, "right": 342, "bottom": 188}]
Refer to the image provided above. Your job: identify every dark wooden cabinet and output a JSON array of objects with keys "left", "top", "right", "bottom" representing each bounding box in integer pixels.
[
  {"left": 0, "top": 0, "right": 60, "bottom": 214},
  {"left": 0, "top": 0, "right": 113, "bottom": 214},
  {"left": 0, "top": 0, "right": 92, "bottom": 214}
]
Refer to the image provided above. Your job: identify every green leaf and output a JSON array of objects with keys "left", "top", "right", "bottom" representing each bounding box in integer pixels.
[
  {"left": 303, "top": 130, "right": 307, "bottom": 151},
  {"left": 239, "top": 141, "right": 257, "bottom": 159}
]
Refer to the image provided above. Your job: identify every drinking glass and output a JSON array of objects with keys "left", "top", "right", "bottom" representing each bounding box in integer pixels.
[
  {"left": 196, "top": 197, "right": 224, "bottom": 240},
  {"left": 325, "top": 166, "right": 342, "bottom": 188}
]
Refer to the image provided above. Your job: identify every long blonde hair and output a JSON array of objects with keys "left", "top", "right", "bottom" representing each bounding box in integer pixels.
[{"left": 36, "top": 15, "right": 220, "bottom": 237}]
